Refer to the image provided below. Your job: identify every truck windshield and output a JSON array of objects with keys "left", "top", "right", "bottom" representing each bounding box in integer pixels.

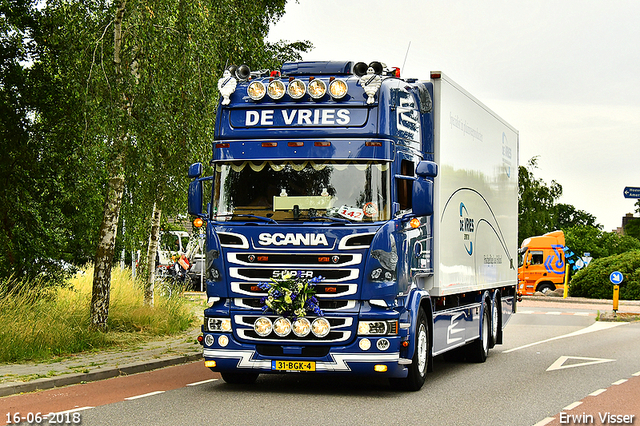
[{"left": 212, "top": 160, "right": 391, "bottom": 222}]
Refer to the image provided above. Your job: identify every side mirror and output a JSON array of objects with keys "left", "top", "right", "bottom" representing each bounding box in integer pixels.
[
  {"left": 188, "top": 162, "right": 203, "bottom": 179},
  {"left": 415, "top": 160, "right": 438, "bottom": 179},
  {"left": 188, "top": 179, "right": 203, "bottom": 216},
  {"left": 411, "top": 178, "right": 434, "bottom": 216}
]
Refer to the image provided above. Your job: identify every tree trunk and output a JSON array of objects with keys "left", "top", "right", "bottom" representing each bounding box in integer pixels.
[
  {"left": 90, "top": 151, "right": 125, "bottom": 330},
  {"left": 89, "top": 0, "right": 128, "bottom": 331},
  {"left": 144, "top": 184, "right": 165, "bottom": 306}
]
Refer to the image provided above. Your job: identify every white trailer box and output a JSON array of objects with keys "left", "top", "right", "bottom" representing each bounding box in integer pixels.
[{"left": 430, "top": 72, "right": 519, "bottom": 297}]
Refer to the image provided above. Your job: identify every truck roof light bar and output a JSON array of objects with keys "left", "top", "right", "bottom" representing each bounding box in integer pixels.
[
  {"left": 261, "top": 142, "right": 278, "bottom": 147},
  {"left": 314, "top": 141, "right": 331, "bottom": 147},
  {"left": 288, "top": 142, "right": 304, "bottom": 147}
]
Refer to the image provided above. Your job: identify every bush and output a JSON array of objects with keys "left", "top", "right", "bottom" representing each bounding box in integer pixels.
[
  {"left": 0, "top": 267, "right": 195, "bottom": 363},
  {"left": 569, "top": 250, "right": 640, "bottom": 300}
]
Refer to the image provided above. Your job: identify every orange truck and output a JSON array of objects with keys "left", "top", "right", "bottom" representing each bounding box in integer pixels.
[{"left": 517, "top": 230, "right": 566, "bottom": 296}]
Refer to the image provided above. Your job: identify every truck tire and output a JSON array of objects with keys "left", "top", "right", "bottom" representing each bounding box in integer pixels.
[
  {"left": 390, "top": 308, "right": 429, "bottom": 391},
  {"left": 468, "top": 302, "right": 490, "bottom": 363},
  {"left": 489, "top": 297, "right": 500, "bottom": 349},
  {"left": 537, "top": 283, "right": 555, "bottom": 294},
  {"left": 220, "top": 371, "right": 259, "bottom": 384}
]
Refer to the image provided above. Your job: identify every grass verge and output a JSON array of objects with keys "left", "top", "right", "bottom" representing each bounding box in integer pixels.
[{"left": 0, "top": 267, "right": 198, "bottom": 363}]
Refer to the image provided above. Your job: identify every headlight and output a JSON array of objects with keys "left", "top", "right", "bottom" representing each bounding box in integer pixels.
[
  {"left": 307, "top": 79, "right": 327, "bottom": 99},
  {"left": 358, "top": 320, "right": 398, "bottom": 335},
  {"left": 292, "top": 318, "right": 311, "bottom": 337},
  {"left": 273, "top": 317, "right": 292, "bottom": 337},
  {"left": 287, "top": 79, "right": 306, "bottom": 99},
  {"left": 247, "top": 81, "right": 266, "bottom": 100},
  {"left": 311, "top": 317, "right": 331, "bottom": 337},
  {"left": 254, "top": 317, "right": 272, "bottom": 337},
  {"left": 207, "top": 317, "right": 232, "bottom": 332},
  {"left": 267, "top": 80, "right": 286, "bottom": 100},
  {"left": 329, "top": 79, "right": 348, "bottom": 99}
]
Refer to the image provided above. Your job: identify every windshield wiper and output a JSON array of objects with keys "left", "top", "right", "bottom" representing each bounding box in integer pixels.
[
  {"left": 214, "top": 213, "right": 278, "bottom": 224},
  {"left": 309, "top": 215, "right": 351, "bottom": 224}
]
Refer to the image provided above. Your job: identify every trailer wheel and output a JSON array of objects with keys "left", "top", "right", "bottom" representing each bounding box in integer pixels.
[
  {"left": 390, "top": 308, "right": 429, "bottom": 391},
  {"left": 468, "top": 302, "right": 490, "bottom": 363},
  {"left": 489, "top": 297, "right": 500, "bottom": 349},
  {"left": 220, "top": 372, "right": 259, "bottom": 384}
]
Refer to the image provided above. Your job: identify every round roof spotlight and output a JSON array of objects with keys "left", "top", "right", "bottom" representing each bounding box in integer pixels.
[
  {"left": 308, "top": 79, "right": 327, "bottom": 99},
  {"left": 369, "top": 61, "right": 383, "bottom": 75},
  {"left": 287, "top": 79, "right": 306, "bottom": 99},
  {"left": 353, "top": 62, "right": 369, "bottom": 77},
  {"left": 247, "top": 80, "right": 266, "bottom": 101},
  {"left": 227, "top": 65, "right": 237, "bottom": 77},
  {"left": 235, "top": 64, "right": 251, "bottom": 80},
  {"left": 267, "top": 79, "right": 286, "bottom": 100},
  {"left": 329, "top": 79, "right": 348, "bottom": 99}
]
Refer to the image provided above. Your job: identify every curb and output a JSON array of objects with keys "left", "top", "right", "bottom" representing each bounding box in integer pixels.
[{"left": 0, "top": 353, "right": 202, "bottom": 398}]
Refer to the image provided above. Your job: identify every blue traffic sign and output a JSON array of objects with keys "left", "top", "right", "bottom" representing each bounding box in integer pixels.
[
  {"left": 623, "top": 186, "right": 640, "bottom": 199},
  {"left": 610, "top": 271, "right": 624, "bottom": 285}
]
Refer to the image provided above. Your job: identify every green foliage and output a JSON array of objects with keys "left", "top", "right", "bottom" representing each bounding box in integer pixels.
[
  {"left": 518, "top": 157, "right": 600, "bottom": 245},
  {"left": 564, "top": 225, "right": 640, "bottom": 260},
  {"left": 1, "top": 0, "right": 311, "bottom": 288},
  {"left": 0, "top": 267, "right": 195, "bottom": 363},
  {"left": 624, "top": 216, "right": 640, "bottom": 241},
  {"left": 569, "top": 250, "right": 640, "bottom": 300}
]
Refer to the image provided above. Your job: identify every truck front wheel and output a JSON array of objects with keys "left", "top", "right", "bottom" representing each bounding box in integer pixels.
[{"left": 390, "top": 308, "right": 429, "bottom": 391}]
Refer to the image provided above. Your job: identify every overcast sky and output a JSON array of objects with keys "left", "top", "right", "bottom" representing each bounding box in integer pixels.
[{"left": 268, "top": 0, "right": 640, "bottom": 232}]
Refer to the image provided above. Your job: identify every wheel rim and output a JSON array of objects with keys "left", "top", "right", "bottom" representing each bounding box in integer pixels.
[
  {"left": 491, "top": 303, "right": 498, "bottom": 341},
  {"left": 416, "top": 323, "right": 427, "bottom": 374},
  {"left": 482, "top": 313, "right": 489, "bottom": 353}
]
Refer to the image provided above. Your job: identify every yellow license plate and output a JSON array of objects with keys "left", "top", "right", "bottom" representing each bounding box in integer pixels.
[{"left": 271, "top": 360, "right": 316, "bottom": 371}]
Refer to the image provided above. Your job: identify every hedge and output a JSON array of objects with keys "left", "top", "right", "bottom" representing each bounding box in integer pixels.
[{"left": 569, "top": 250, "right": 640, "bottom": 300}]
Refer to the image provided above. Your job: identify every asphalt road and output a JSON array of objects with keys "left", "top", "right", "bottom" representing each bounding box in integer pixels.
[{"left": 3, "top": 302, "right": 640, "bottom": 426}]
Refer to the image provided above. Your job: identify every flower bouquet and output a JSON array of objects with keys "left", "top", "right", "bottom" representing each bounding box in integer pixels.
[{"left": 258, "top": 273, "right": 324, "bottom": 319}]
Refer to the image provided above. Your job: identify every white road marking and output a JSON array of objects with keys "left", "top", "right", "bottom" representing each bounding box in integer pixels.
[
  {"left": 547, "top": 356, "right": 615, "bottom": 371},
  {"left": 503, "top": 322, "right": 627, "bottom": 353},
  {"left": 187, "top": 378, "right": 219, "bottom": 386},
  {"left": 532, "top": 417, "right": 555, "bottom": 426},
  {"left": 124, "top": 390, "right": 165, "bottom": 400},
  {"left": 564, "top": 401, "right": 583, "bottom": 410},
  {"left": 44, "top": 407, "right": 94, "bottom": 417},
  {"left": 589, "top": 389, "right": 607, "bottom": 396},
  {"left": 612, "top": 379, "right": 628, "bottom": 385}
]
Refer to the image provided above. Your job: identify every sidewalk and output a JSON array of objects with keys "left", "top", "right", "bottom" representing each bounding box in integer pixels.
[{"left": 1, "top": 295, "right": 638, "bottom": 399}]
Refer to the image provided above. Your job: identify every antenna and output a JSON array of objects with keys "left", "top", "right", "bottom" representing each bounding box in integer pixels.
[{"left": 402, "top": 41, "right": 411, "bottom": 72}]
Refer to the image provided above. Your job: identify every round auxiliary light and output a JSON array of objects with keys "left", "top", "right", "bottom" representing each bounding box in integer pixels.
[
  {"left": 292, "top": 317, "right": 311, "bottom": 337},
  {"left": 247, "top": 80, "right": 266, "bottom": 101},
  {"left": 273, "top": 317, "right": 292, "bottom": 337},
  {"left": 311, "top": 317, "right": 331, "bottom": 338},
  {"left": 287, "top": 79, "right": 306, "bottom": 99},
  {"left": 204, "top": 334, "right": 215, "bottom": 347},
  {"left": 218, "top": 335, "right": 229, "bottom": 347},
  {"left": 254, "top": 316, "right": 272, "bottom": 337},
  {"left": 359, "top": 338, "right": 372, "bottom": 351},
  {"left": 329, "top": 79, "right": 348, "bottom": 99},
  {"left": 267, "top": 80, "right": 286, "bottom": 100},
  {"left": 307, "top": 79, "right": 327, "bottom": 99}
]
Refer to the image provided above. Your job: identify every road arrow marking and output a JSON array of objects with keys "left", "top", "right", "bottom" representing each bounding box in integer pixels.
[
  {"left": 547, "top": 356, "right": 615, "bottom": 371},
  {"left": 504, "top": 322, "right": 627, "bottom": 353}
]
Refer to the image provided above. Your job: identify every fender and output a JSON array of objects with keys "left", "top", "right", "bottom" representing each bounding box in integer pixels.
[{"left": 403, "top": 288, "right": 432, "bottom": 362}]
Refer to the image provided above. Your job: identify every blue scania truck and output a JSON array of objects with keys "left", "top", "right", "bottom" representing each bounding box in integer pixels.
[{"left": 187, "top": 61, "right": 519, "bottom": 390}]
